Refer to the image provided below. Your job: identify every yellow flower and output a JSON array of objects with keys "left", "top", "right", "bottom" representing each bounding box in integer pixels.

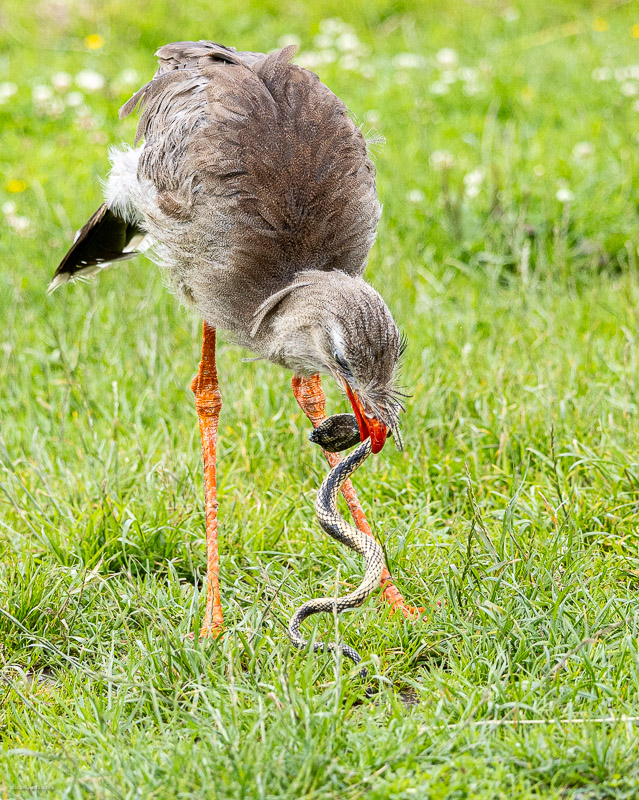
[
  {"left": 6, "top": 179, "right": 26, "bottom": 193},
  {"left": 592, "top": 18, "right": 609, "bottom": 32},
  {"left": 85, "top": 33, "right": 104, "bottom": 50},
  {"left": 631, "top": 24, "right": 639, "bottom": 39}
]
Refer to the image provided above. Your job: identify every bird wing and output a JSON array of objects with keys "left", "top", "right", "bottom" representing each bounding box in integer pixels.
[{"left": 119, "top": 41, "right": 381, "bottom": 282}]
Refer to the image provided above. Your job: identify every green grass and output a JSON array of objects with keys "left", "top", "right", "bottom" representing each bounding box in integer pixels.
[{"left": 2, "top": 0, "right": 639, "bottom": 796}]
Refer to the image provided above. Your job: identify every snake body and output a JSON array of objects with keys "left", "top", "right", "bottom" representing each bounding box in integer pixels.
[{"left": 288, "top": 415, "right": 385, "bottom": 670}]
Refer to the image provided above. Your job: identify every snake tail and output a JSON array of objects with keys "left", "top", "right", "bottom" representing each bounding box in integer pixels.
[{"left": 288, "top": 437, "right": 384, "bottom": 675}]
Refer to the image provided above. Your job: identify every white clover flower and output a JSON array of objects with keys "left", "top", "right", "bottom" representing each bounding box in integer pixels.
[
  {"left": 66, "top": 91, "right": 85, "bottom": 107},
  {"left": 339, "top": 55, "right": 359, "bottom": 71},
  {"left": 364, "top": 109, "right": 381, "bottom": 125},
  {"left": 463, "top": 82, "right": 482, "bottom": 96},
  {"left": 314, "top": 33, "right": 333, "bottom": 49},
  {"left": 1, "top": 201, "right": 16, "bottom": 215},
  {"left": 615, "top": 67, "right": 630, "bottom": 82},
  {"left": 502, "top": 7, "right": 519, "bottom": 22},
  {"left": 360, "top": 63, "right": 375, "bottom": 79},
  {"left": 319, "top": 18, "right": 346, "bottom": 36},
  {"left": 463, "top": 168, "right": 484, "bottom": 197},
  {"left": 429, "top": 150, "right": 455, "bottom": 170},
  {"left": 393, "top": 53, "right": 424, "bottom": 69},
  {"left": 33, "top": 84, "right": 54, "bottom": 103},
  {"left": 572, "top": 141, "right": 594, "bottom": 160},
  {"left": 336, "top": 32, "right": 361, "bottom": 52},
  {"left": 278, "top": 34, "right": 301, "bottom": 48},
  {"left": 75, "top": 109, "right": 99, "bottom": 129},
  {"left": 633, "top": 100, "right": 639, "bottom": 112},
  {"left": 406, "top": 189, "right": 425, "bottom": 203},
  {"left": 533, "top": 164, "right": 545, "bottom": 177},
  {"left": 43, "top": 97, "right": 65, "bottom": 117},
  {"left": 7, "top": 214, "right": 31, "bottom": 234},
  {"left": 0, "top": 82, "right": 18, "bottom": 103},
  {"left": 556, "top": 186, "right": 574, "bottom": 203},
  {"left": 117, "top": 68, "right": 139, "bottom": 86},
  {"left": 436, "top": 48, "right": 458, "bottom": 68},
  {"left": 592, "top": 67, "right": 612, "bottom": 81},
  {"left": 440, "top": 70, "right": 457, "bottom": 84},
  {"left": 429, "top": 81, "right": 449, "bottom": 96},
  {"left": 75, "top": 69, "right": 105, "bottom": 92},
  {"left": 52, "top": 71, "right": 72, "bottom": 92},
  {"left": 459, "top": 67, "right": 479, "bottom": 82},
  {"left": 296, "top": 52, "right": 321, "bottom": 69},
  {"left": 621, "top": 81, "right": 638, "bottom": 96},
  {"left": 629, "top": 65, "right": 639, "bottom": 80}
]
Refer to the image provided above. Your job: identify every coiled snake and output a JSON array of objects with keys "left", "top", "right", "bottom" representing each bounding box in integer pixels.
[{"left": 287, "top": 414, "right": 385, "bottom": 673}]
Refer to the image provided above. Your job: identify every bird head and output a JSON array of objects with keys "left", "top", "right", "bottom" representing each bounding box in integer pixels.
[{"left": 253, "top": 271, "right": 406, "bottom": 453}]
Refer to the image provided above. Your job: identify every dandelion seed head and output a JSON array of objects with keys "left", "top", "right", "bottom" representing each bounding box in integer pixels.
[
  {"left": 556, "top": 186, "right": 574, "bottom": 203},
  {"left": 572, "top": 142, "right": 594, "bottom": 160},
  {"left": 429, "top": 150, "right": 455, "bottom": 170},
  {"left": 436, "top": 48, "right": 458, "bottom": 68},
  {"left": 406, "top": 189, "right": 425, "bottom": 203}
]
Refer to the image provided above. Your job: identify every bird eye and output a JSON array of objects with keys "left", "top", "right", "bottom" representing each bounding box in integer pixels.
[{"left": 333, "top": 352, "right": 351, "bottom": 374}]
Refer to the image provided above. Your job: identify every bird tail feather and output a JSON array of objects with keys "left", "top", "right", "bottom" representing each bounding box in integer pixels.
[{"left": 48, "top": 204, "right": 146, "bottom": 293}]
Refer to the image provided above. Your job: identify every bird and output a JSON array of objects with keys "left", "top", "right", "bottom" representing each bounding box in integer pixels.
[{"left": 50, "top": 39, "right": 423, "bottom": 638}]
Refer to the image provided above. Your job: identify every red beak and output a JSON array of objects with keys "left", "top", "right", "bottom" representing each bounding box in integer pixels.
[{"left": 345, "top": 383, "right": 388, "bottom": 454}]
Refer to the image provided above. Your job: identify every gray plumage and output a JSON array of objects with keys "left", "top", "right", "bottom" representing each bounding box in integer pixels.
[{"left": 50, "top": 40, "right": 405, "bottom": 438}]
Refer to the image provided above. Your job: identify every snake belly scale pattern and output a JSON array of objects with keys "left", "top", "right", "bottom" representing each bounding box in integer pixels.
[{"left": 287, "top": 434, "right": 385, "bottom": 670}]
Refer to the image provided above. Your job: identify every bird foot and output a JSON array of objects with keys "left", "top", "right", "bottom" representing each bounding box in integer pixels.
[
  {"left": 186, "top": 621, "right": 224, "bottom": 641},
  {"left": 381, "top": 580, "right": 426, "bottom": 619}
]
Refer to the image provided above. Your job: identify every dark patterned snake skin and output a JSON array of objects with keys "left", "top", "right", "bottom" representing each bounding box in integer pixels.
[{"left": 287, "top": 414, "right": 385, "bottom": 674}]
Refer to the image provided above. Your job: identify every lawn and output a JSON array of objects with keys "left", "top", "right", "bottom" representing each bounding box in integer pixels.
[{"left": 2, "top": 0, "right": 639, "bottom": 797}]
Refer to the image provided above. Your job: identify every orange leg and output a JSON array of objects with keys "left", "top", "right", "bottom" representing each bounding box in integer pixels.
[
  {"left": 192, "top": 322, "right": 224, "bottom": 638},
  {"left": 292, "top": 374, "right": 425, "bottom": 618}
]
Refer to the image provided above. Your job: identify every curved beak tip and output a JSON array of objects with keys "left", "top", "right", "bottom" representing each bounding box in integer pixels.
[{"left": 345, "top": 383, "right": 389, "bottom": 454}]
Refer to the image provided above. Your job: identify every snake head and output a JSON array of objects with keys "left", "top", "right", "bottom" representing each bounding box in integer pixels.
[
  {"left": 310, "top": 413, "right": 395, "bottom": 453},
  {"left": 309, "top": 413, "right": 362, "bottom": 452}
]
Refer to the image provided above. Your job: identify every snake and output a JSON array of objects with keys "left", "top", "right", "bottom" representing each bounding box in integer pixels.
[{"left": 287, "top": 413, "right": 385, "bottom": 674}]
